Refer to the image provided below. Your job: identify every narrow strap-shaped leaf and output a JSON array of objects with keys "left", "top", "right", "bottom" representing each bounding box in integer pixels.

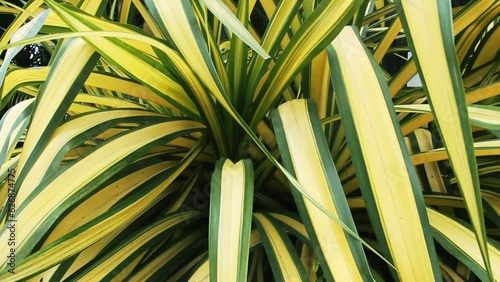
[
  {"left": 246, "top": 0, "right": 301, "bottom": 99},
  {"left": 0, "top": 157, "right": 19, "bottom": 192},
  {"left": 209, "top": 159, "right": 254, "bottom": 282},
  {"left": 307, "top": 51, "right": 331, "bottom": 120},
  {"left": 73, "top": 94, "right": 145, "bottom": 109},
  {"left": 166, "top": 169, "right": 202, "bottom": 214},
  {"left": 227, "top": 0, "right": 250, "bottom": 109},
  {"left": 405, "top": 129, "right": 448, "bottom": 193},
  {"left": 0, "top": 99, "right": 34, "bottom": 163},
  {"left": 190, "top": 0, "right": 231, "bottom": 93},
  {"left": 250, "top": 0, "right": 363, "bottom": 128},
  {"left": 398, "top": 83, "right": 500, "bottom": 135},
  {"left": 38, "top": 160, "right": 180, "bottom": 281},
  {"left": 396, "top": 104, "right": 500, "bottom": 136},
  {"left": 372, "top": 17, "right": 402, "bottom": 63},
  {"left": 13, "top": 38, "right": 100, "bottom": 199},
  {"left": 145, "top": 0, "right": 229, "bottom": 156},
  {"left": 455, "top": 3, "right": 500, "bottom": 64},
  {"left": 166, "top": 252, "right": 207, "bottom": 282},
  {"left": 203, "top": 0, "right": 269, "bottom": 59},
  {"left": 0, "top": 119, "right": 204, "bottom": 263},
  {"left": 388, "top": 0, "right": 497, "bottom": 96},
  {"left": 0, "top": 9, "right": 49, "bottom": 107},
  {"left": 0, "top": 68, "right": 48, "bottom": 106},
  {"left": 145, "top": 0, "right": 229, "bottom": 104},
  {"left": 271, "top": 99, "right": 371, "bottom": 281},
  {"left": 0, "top": 139, "right": 205, "bottom": 281},
  {"left": 188, "top": 258, "right": 210, "bottom": 282},
  {"left": 67, "top": 215, "right": 201, "bottom": 281},
  {"left": 453, "top": 0, "right": 498, "bottom": 33},
  {"left": 16, "top": 109, "right": 165, "bottom": 206},
  {"left": 253, "top": 213, "right": 307, "bottom": 282},
  {"left": 327, "top": 26, "right": 441, "bottom": 281},
  {"left": 269, "top": 212, "right": 309, "bottom": 244},
  {"left": 43, "top": 0, "right": 199, "bottom": 118},
  {"left": 0, "top": 7, "right": 18, "bottom": 18},
  {"left": 127, "top": 233, "right": 205, "bottom": 281},
  {"left": 411, "top": 140, "right": 500, "bottom": 165},
  {"left": 0, "top": 0, "right": 45, "bottom": 47},
  {"left": 482, "top": 190, "right": 500, "bottom": 228},
  {"left": 32, "top": 3, "right": 336, "bottom": 218},
  {"left": 427, "top": 208, "right": 500, "bottom": 281},
  {"left": 467, "top": 22, "right": 500, "bottom": 71},
  {"left": 82, "top": 71, "right": 175, "bottom": 109},
  {"left": 0, "top": 99, "right": 34, "bottom": 223},
  {"left": 189, "top": 229, "right": 262, "bottom": 281},
  {"left": 41, "top": 158, "right": 178, "bottom": 247},
  {"left": 394, "top": 1, "right": 492, "bottom": 276}
]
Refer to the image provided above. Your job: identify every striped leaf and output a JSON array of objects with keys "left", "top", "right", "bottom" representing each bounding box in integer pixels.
[
  {"left": 0, "top": 68, "right": 48, "bottom": 107},
  {"left": 16, "top": 109, "right": 166, "bottom": 206},
  {"left": 203, "top": 0, "right": 269, "bottom": 59},
  {"left": 0, "top": 0, "right": 497, "bottom": 280},
  {"left": 144, "top": 0, "right": 229, "bottom": 155},
  {"left": 396, "top": 104, "right": 500, "bottom": 135},
  {"left": 12, "top": 37, "right": 99, "bottom": 203},
  {"left": 271, "top": 99, "right": 371, "bottom": 281},
  {"left": 250, "top": 0, "right": 363, "bottom": 128},
  {"left": 41, "top": 158, "right": 179, "bottom": 248},
  {"left": 0, "top": 138, "right": 205, "bottom": 280},
  {"left": 0, "top": 99, "right": 33, "bottom": 163},
  {"left": 144, "top": 0, "right": 229, "bottom": 106},
  {"left": 227, "top": 0, "right": 250, "bottom": 110},
  {"left": 189, "top": 229, "right": 263, "bottom": 281},
  {"left": 269, "top": 213, "right": 309, "bottom": 243},
  {"left": 253, "top": 213, "right": 308, "bottom": 282},
  {"left": 0, "top": 0, "right": 46, "bottom": 48},
  {"left": 127, "top": 233, "right": 206, "bottom": 281},
  {"left": 66, "top": 214, "right": 201, "bottom": 281},
  {"left": 393, "top": 0, "right": 493, "bottom": 276},
  {"left": 209, "top": 159, "right": 254, "bottom": 282},
  {"left": 0, "top": 119, "right": 204, "bottom": 265},
  {"left": 0, "top": 9, "right": 49, "bottom": 107},
  {"left": 31, "top": 158, "right": 182, "bottom": 281},
  {"left": 44, "top": 0, "right": 199, "bottom": 118},
  {"left": 246, "top": 0, "right": 301, "bottom": 98},
  {"left": 411, "top": 140, "right": 500, "bottom": 165},
  {"left": 404, "top": 129, "right": 448, "bottom": 193},
  {"left": 327, "top": 26, "right": 441, "bottom": 281},
  {"left": 428, "top": 208, "right": 500, "bottom": 281}
]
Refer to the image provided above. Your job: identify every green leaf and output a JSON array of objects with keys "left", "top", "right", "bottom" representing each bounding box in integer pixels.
[
  {"left": 209, "top": 159, "right": 254, "bottom": 282},
  {"left": 251, "top": 0, "right": 363, "bottom": 128},
  {"left": 13, "top": 37, "right": 100, "bottom": 204},
  {"left": 202, "top": 0, "right": 270, "bottom": 59},
  {"left": 0, "top": 9, "right": 49, "bottom": 107},
  {"left": 44, "top": 0, "right": 199, "bottom": 118},
  {"left": 272, "top": 99, "right": 372, "bottom": 281},
  {"left": 394, "top": 1, "right": 493, "bottom": 278},
  {"left": 428, "top": 208, "right": 500, "bottom": 281},
  {"left": 253, "top": 213, "right": 308, "bottom": 282},
  {"left": 0, "top": 99, "right": 33, "bottom": 163},
  {"left": 67, "top": 214, "right": 201, "bottom": 281},
  {"left": 327, "top": 26, "right": 441, "bottom": 281},
  {"left": 0, "top": 138, "right": 206, "bottom": 280}
]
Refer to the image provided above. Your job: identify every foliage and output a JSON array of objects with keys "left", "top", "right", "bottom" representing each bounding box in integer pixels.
[{"left": 0, "top": 0, "right": 498, "bottom": 281}]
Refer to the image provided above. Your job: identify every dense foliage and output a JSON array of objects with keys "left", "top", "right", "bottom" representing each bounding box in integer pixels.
[{"left": 0, "top": 0, "right": 498, "bottom": 281}]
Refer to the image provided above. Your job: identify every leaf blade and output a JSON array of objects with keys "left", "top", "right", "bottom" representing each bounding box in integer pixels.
[
  {"left": 272, "top": 99, "right": 371, "bottom": 281},
  {"left": 394, "top": 0, "right": 492, "bottom": 277},
  {"left": 327, "top": 26, "right": 441, "bottom": 281},
  {"left": 209, "top": 159, "right": 254, "bottom": 282}
]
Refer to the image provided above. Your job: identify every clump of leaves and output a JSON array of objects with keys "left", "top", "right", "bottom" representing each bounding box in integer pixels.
[{"left": 0, "top": 0, "right": 498, "bottom": 281}]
